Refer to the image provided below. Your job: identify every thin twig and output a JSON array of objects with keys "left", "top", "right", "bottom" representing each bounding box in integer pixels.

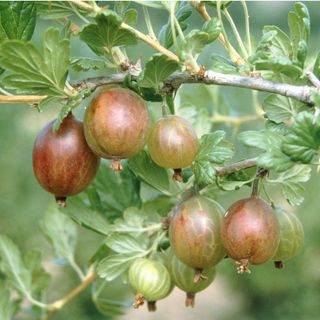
[
  {"left": 306, "top": 71, "right": 320, "bottom": 89},
  {"left": 0, "top": 69, "right": 316, "bottom": 105},
  {"left": 210, "top": 114, "right": 263, "bottom": 124},
  {"left": 215, "top": 158, "right": 258, "bottom": 176}
]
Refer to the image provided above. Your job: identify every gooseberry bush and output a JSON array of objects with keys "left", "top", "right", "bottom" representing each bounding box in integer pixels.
[{"left": 0, "top": 1, "right": 319, "bottom": 319}]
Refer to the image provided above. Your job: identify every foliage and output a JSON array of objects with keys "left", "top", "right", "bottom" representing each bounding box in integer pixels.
[{"left": 0, "top": 1, "right": 320, "bottom": 319}]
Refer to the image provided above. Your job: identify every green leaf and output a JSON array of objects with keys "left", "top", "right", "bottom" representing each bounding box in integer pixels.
[
  {"left": 61, "top": 197, "right": 110, "bottom": 236},
  {"left": 238, "top": 130, "right": 295, "bottom": 172},
  {"left": 158, "top": 2, "right": 192, "bottom": 49},
  {"left": 0, "top": 28, "right": 69, "bottom": 95},
  {"left": 116, "top": 207, "right": 148, "bottom": 230},
  {"left": 267, "top": 165, "right": 311, "bottom": 205},
  {"left": 262, "top": 94, "right": 307, "bottom": 123},
  {"left": 97, "top": 252, "right": 143, "bottom": 281},
  {"left": 211, "top": 54, "right": 238, "bottom": 74},
  {"left": 0, "top": 282, "right": 18, "bottom": 320},
  {"left": 0, "top": 235, "right": 31, "bottom": 295},
  {"left": 0, "top": 1, "right": 37, "bottom": 41},
  {"left": 288, "top": 2, "right": 309, "bottom": 64},
  {"left": 282, "top": 111, "right": 320, "bottom": 163},
  {"left": 249, "top": 26, "right": 302, "bottom": 77},
  {"left": 52, "top": 93, "right": 85, "bottom": 131},
  {"left": 94, "top": 297, "right": 127, "bottom": 317},
  {"left": 128, "top": 151, "right": 172, "bottom": 195},
  {"left": 202, "top": 18, "right": 221, "bottom": 43},
  {"left": 123, "top": 9, "right": 138, "bottom": 25},
  {"left": 37, "top": 96, "right": 64, "bottom": 111},
  {"left": 196, "top": 131, "right": 234, "bottom": 164},
  {"left": 217, "top": 170, "right": 255, "bottom": 191},
  {"left": 40, "top": 203, "right": 77, "bottom": 262},
  {"left": 36, "top": 1, "right": 88, "bottom": 20},
  {"left": 24, "top": 250, "right": 51, "bottom": 296},
  {"left": 71, "top": 57, "right": 106, "bottom": 72},
  {"left": 92, "top": 163, "right": 141, "bottom": 218},
  {"left": 138, "top": 53, "right": 180, "bottom": 91},
  {"left": 79, "top": 12, "right": 137, "bottom": 56},
  {"left": 184, "top": 30, "right": 210, "bottom": 55},
  {"left": 313, "top": 52, "right": 320, "bottom": 79},
  {"left": 194, "top": 160, "right": 216, "bottom": 185},
  {"left": 105, "top": 234, "right": 148, "bottom": 254}
]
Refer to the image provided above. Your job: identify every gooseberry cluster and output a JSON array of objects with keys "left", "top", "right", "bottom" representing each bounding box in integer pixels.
[{"left": 32, "top": 87, "right": 304, "bottom": 311}]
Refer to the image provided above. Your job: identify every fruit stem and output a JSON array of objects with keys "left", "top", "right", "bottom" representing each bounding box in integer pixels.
[
  {"left": 55, "top": 196, "right": 67, "bottom": 208},
  {"left": 147, "top": 301, "right": 157, "bottom": 312},
  {"left": 274, "top": 261, "right": 284, "bottom": 269},
  {"left": 251, "top": 168, "right": 268, "bottom": 197},
  {"left": 185, "top": 292, "right": 196, "bottom": 308}
]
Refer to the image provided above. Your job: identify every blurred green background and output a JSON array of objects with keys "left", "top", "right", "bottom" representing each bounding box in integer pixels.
[{"left": 1, "top": 1, "right": 320, "bottom": 320}]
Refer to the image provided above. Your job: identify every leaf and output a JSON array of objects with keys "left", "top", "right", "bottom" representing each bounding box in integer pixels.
[
  {"left": 52, "top": 93, "right": 84, "bottom": 131},
  {"left": 61, "top": 197, "right": 110, "bottom": 236},
  {"left": 97, "top": 252, "right": 143, "bottom": 281},
  {"left": 196, "top": 131, "right": 234, "bottom": 164},
  {"left": 36, "top": 1, "right": 88, "bottom": 20},
  {"left": 105, "top": 234, "right": 148, "bottom": 254},
  {"left": 128, "top": 151, "right": 172, "bottom": 195},
  {"left": 79, "top": 12, "right": 137, "bottom": 56},
  {"left": 0, "top": 282, "right": 18, "bottom": 320},
  {"left": 194, "top": 160, "right": 216, "bottom": 185},
  {"left": 123, "top": 9, "right": 138, "bottom": 25},
  {"left": 288, "top": 2, "right": 309, "bottom": 64},
  {"left": 211, "top": 54, "right": 238, "bottom": 74},
  {"left": 217, "top": 170, "right": 255, "bottom": 191},
  {"left": 92, "top": 163, "right": 141, "bottom": 218},
  {"left": 37, "top": 96, "right": 64, "bottom": 111},
  {"left": 282, "top": 111, "right": 320, "bottom": 163},
  {"left": 262, "top": 94, "right": 307, "bottom": 123},
  {"left": 0, "top": 235, "right": 31, "bottom": 295},
  {"left": 138, "top": 53, "right": 180, "bottom": 91},
  {"left": 0, "top": 1, "right": 37, "bottom": 41},
  {"left": 24, "top": 250, "right": 51, "bottom": 296},
  {"left": 184, "top": 30, "right": 210, "bottom": 55},
  {"left": 0, "top": 28, "right": 69, "bottom": 95},
  {"left": 71, "top": 57, "right": 106, "bottom": 72},
  {"left": 249, "top": 26, "right": 302, "bottom": 77},
  {"left": 267, "top": 165, "right": 311, "bottom": 205},
  {"left": 202, "top": 18, "right": 221, "bottom": 43},
  {"left": 40, "top": 203, "right": 77, "bottom": 262},
  {"left": 158, "top": 2, "right": 192, "bottom": 48},
  {"left": 238, "top": 130, "right": 295, "bottom": 172},
  {"left": 313, "top": 52, "right": 320, "bottom": 79}
]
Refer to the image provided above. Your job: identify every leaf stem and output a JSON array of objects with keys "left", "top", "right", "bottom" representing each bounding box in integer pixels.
[
  {"left": 45, "top": 266, "right": 97, "bottom": 319},
  {"left": 143, "top": 6, "right": 157, "bottom": 39},
  {"left": 241, "top": 0, "right": 252, "bottom": 56},
  {"left": 210, "top": 114, "right": 263, "bottom": 125},
  {"left": 68, "top": 257, "right": 85, "bottom": 281},
  {"left": 223, "top": 8, "right": 248, "bottom": 59},
  {"left": 192, "top": 1, "right": 245, "bottom": 65}
]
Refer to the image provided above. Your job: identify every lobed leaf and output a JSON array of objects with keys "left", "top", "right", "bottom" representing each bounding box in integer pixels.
[
  {"left": 0, "top": 1, "right": 37, "bottom": 41},
  {"left": 40, "top": 203, "right": 78, "bottom": 262},
  {"left": 0, "top": 235, "right": 31, "bottom": 295},
  {"left": 239, "top": 130, "right": 295, "bottom": 172},
  {"left": 267, "top": 165, "right": 311, "bottom": 205},
  {"left": 0, "top": 28, "right": 69, "bottom": 95},
  {"left": 282, "top": 111, "right": 320, "bottom": 163},
  {"left": 138, "top": 53, "right": 180, "bottom": 91},
  {"left": 79, "top": 12, "right": 137, "bottom": 56}
]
